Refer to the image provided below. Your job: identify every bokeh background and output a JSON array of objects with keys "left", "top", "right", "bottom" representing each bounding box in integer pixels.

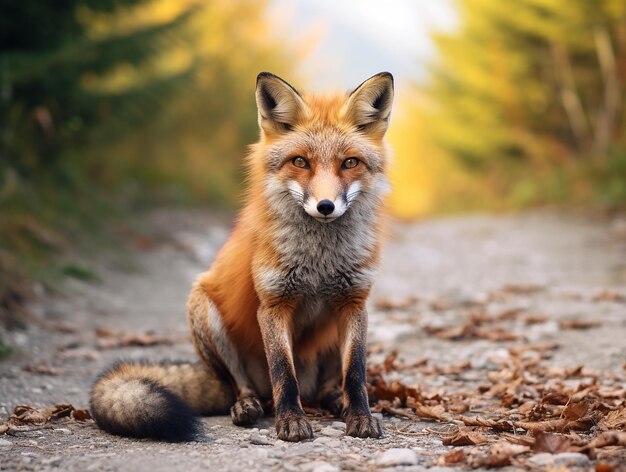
[{"left": 1, "top": 0, "right": 626, "bottom": 309}]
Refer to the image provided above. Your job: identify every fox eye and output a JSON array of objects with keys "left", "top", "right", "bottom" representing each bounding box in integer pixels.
[
  {"left": 342, "top": 158, "right": 359, "bottom": 169},
  {"left": 292, "top": 157, "right": 310, "bottom": 169}
]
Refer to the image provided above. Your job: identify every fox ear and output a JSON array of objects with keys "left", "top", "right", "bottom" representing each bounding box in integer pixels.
[
  {"left": 255, "top": 72, "right": 307, "bottom": 136},
  {"left": 342, "top": 72, "right": 394, "bottom": 138}
]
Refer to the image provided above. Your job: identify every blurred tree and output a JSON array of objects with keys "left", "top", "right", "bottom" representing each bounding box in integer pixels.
[
  {"left": 425, "top": 0, "right": 626, "bottom": 168},
  {"left": 0, "top": 0, "right": 297, "bottom": 298},
  {"left": 389, "top": 0, "right": 626, "bottom": 216},
  {"left": 0, "top": 0, "right": 197, "bottom": 181}
]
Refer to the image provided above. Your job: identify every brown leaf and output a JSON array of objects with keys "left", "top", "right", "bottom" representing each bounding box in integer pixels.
[
  {"left": 533, "top": 431, "right": 573, "bottom": 454},
  {"left": 71, "top": 409, "right": 92, "bottom": 422},
  {"left": 563, "top": 400, "right": 589, "bottom": 420},
  {"left": 501, "top": 283, "right": 545, "bottom": 295},
  {"left": 592, "top": 290, "right": 626, "bottom": 303},
  {"left": 408, "top": 398, "right": 450, "bottom": 421},
  {"left": 441, "top": 429, "right": 489, "bottom": 446},
  {"left": 461, "top": 416, "right": 514, "bottom": 431},
  {"left": 588, "top": 432, "right": 626, "bottom": 448},
  {"left": 559, "top": 319, "right": 602, "bottom": 330},
  {"left": 467, "top": 442, "right": 529, "bottom": 468},
  {"left": 374, "top": 296, "right": 418, "bottom": 311},
  {"left": 501, "top": 433, "right": 535, "bottom": 446},
  {"left": 542, "top": 392, "right": 570, "bottom": 405},
  {"left": 437, "top": 449, "right": 465, "bottom": 465},
  {"left": 95, "top": 327, "right": 188, "bottom": 349},
  {"left": 597, "top": 407, "right": 626, "bottom": 431},
  {"left": 0, "top": 403, "right": 92, "bottom": 433},
  {"left": 23, "top": 363, "right": 63, "bottom": 376}
]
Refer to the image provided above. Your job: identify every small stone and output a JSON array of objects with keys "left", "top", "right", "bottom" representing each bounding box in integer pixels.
[
  {"left": 330, "top": 421, "right": 345, "bottom": 430},
  {"left": 249, "top": 433, "right": 274, "bottom": 446},
  {"left": 0, "top": 438, "right": 12, "bottom": 448},
  {"left": 319, "top": 426, "right": 344, "bottom": 437},
  {"left": 54, "top": 428, "right": 72, "bottom": 434},
  {"left": 258, "top": 429, "right": 270, "bottom": 435},
  {"left": 305, "top": 461, "right": 340, "bottom": 472},
  {"left": 527, "top": 452, "right": 591, "bottom": 469},
  {"left": 42, "top": 456, "right": 62, "bottom": 466},
  {"left": 371, "top": 412, "right": 383, "bottom": 420},
  {"left": 376, "top": 448, "right": 419, "bottom": 466},
  {"left": 313, "top": 437, "right": 341, "bottom": 448}
]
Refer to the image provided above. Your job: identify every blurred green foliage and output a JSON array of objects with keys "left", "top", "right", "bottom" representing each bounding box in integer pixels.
[
  {"left": 390, "top": 0, "right": 626, "bottom": 217},
  {"left": 0, "top": 0, "right": 295, "bottom": 308}
]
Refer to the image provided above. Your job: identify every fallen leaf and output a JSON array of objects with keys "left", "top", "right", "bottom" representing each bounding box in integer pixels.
[
  {"left": 437, "top": 449, "right": 465, "bottom": 465},
  {"left": 374, "top": 296, "right": 418, "bottom": 311},
  {"left": 95, "top": 327, "right": 188, "bottom": 349},
  {"left": 592, "top": 290, "right": 626, "bottom": 303},
  {"left": 533, "top": 431, "right": 573, "bottom": 454},
  {"left": 467, "top": 442, "right": 529, "bottom": 468},
  {"left": 563, "top": 400, "right": 589, "bottom": 420},
  {"left": 0, "top": 403, "right": 92, "bottom": 434},
  {"left": 441, "top": 428, "right": 489, "bottom": 446},
  {"left": 559, "top": 319, "right": 602, "bottom": 330},
  {"left": 23, "top": 363, "right": 63, "bottom": 376},
  {"left": 408, "top": 398, "right": 450, "bottom": 421},
  {"left": 501, "top": 283, "right": 545, "bottom": 295},
  {"left": 71, "top": 409, "right": 92, "bottom": 422}
]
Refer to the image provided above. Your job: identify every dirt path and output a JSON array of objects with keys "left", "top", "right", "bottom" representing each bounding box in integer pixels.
[{"left": 1, "top": 210, "right": 625, "bottom": 471}]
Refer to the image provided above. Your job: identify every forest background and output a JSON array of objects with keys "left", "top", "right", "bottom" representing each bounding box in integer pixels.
[{"left": 1, "top": 0, "right": 625, "bottom": 329}]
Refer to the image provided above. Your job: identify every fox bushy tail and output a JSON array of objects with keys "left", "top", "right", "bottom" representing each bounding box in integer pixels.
[{"left": 90, "top": 360, "right": 234, "bottom": 441}]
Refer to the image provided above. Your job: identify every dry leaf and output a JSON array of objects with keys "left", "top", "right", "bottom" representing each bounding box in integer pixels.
[
  {"left": 95, "top": 327, "right": 188, "bottom": 349},
  {"left": 559, "top": 319, "right": 602, "bottom": 330},
  {"left": 467, "top": 442, "right": 529, "bottom": 468},
  {"left": 437, "top": 449, "right": 465, "bottom": 465},
  {"left": 592, "top": 290, "right": 626, "bottom": 303},
  {"left": 374, "top": 296, "right": 418, "bottom": 311},
  {"left": 533, "top": 431, "right": 573, "bottom": 454},
  {"left": 23, "top": 363, "right": 63, "bottom": 376},
  {"left": 441, "top": 429, "right": 489, "bottom": 446},
  {"left": 563, "top": 400, "right": 589, "bottom": 420}
]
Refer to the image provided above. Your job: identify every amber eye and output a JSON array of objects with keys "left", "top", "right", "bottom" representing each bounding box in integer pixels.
[
  {"left": 342, "top": 158, "right": 359, "bottom": 169},
  {"left": 292, "top": 157, "right": 309, "bottom": 169}
]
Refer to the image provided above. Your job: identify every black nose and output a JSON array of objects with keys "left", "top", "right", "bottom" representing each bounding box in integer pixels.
[{"left": 317, "top": 199, "right": 335, "bottom": 216}]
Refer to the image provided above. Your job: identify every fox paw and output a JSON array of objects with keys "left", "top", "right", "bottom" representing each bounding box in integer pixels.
[
  {"left": 276, "top": 414, "right": 313, "bottom": 442},
  {"left": 231, "top": 397, "right": 264, "bottom": 426},
  {"left": 345, "top": 414, "right": 384, "bottom": 438}
]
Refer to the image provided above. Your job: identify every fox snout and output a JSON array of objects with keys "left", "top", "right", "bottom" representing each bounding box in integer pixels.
[{"left": 299, "top": 181, "right": 361, "bottom": 222}]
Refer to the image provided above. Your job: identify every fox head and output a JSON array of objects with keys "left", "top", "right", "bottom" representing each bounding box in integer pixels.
[{"left": 253, "top": 72, "right": 394, "bottom": 223}]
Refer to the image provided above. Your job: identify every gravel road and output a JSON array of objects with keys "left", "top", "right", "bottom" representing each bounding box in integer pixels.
[{"left": 1, "top": 210, "right": 625, "bottom": 471}]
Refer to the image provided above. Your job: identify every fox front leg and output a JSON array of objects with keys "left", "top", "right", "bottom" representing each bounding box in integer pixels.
[
  {"left": 257, "top": 302, "right": 313, "bottom": 442},
  {"left": 338, "top": 295, "right": 384, "bottom": 438}
]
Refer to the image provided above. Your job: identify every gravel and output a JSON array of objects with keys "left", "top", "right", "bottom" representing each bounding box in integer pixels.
[{"left": 1, "top": 209, "right": 624, "bottom": 471}]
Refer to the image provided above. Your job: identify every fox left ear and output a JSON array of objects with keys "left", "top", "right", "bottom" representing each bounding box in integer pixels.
[
  {"left": 342, "top": 72, "right": 394, "bottom": 138},
  {"left": 255, "top": 72, "right": 307, "bottom": 137}
]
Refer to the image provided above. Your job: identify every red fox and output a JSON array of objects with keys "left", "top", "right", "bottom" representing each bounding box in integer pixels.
[{"left": 90, "top": 71, "right": 394, "bottom": 442}]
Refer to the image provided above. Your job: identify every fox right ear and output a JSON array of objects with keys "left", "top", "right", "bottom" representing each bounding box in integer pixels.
[{"left": 255, "top": 72, "right": 307, "bottom": 136}]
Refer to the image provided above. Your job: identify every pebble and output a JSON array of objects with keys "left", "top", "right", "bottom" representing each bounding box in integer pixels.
[
  {"left": 304, "top": 461, "right": 340, "bottom": 472},
  {"left": 527, "top": 452, "right": 591, "bottom": 469},
  {"left": 313, "top": 437, "right": 341, "bottom": 448},
  {"left": 54, "top": 428, "right": 72, "bottom": 434},
  {"left": 0, "top": 438, "right": 12, "bottom": 448},
  {"left": 258, "top": 429, "right": 270, "bottom": 435},
  {"left": 42, "top": 456, "right": 62, "bottom": 467},
  {"left": 319, "top": 426, "right": 344, "bottom": 437},
  {"left": 330, "top": 421, "right": 345, "bottom": 430},
  {"left": 376, "top": 448, "right": 419, "bottom": 466},
  {"left": 249, "top": 433, "right": 274, "bottom": 446}
]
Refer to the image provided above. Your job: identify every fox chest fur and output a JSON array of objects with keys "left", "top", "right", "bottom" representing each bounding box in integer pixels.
[{"left": 254, "top": 195, "right": 380, "bottom": 302}]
